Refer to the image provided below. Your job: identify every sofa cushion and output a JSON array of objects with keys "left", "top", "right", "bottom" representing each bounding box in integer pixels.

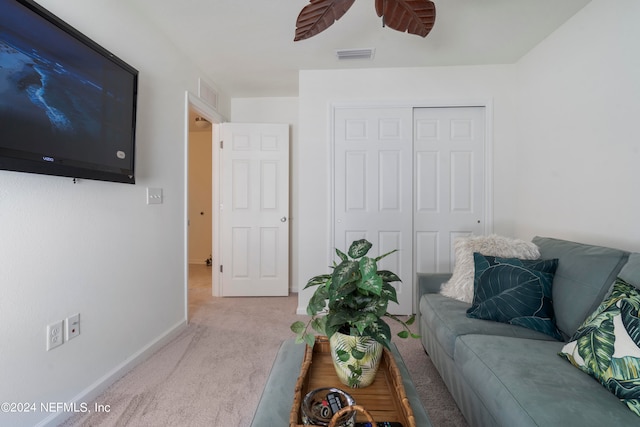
[
  {"left": 441, "top": 235, "right": 540, "bottom": 303},
  {"left": 533, "top": 236, "right": 630, "bottom": 338},
  {"left": 619, "top": 253, "right": 640, "bottom": 286},
  {"left": 455, "top": 334, "right": 640, "bottom": 427},
  {"left": 420, "top": 293, "right": 556, "bottom": 359},
  {"left": 467, "top": 254, "right": 563, "bottom": 340},
  {"left": 559, "top": 279, "right": 640, "bottom": 417}
]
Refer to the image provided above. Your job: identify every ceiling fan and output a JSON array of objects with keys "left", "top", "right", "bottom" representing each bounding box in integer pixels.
[{"left": 294, "top": 0, "right": 436, "bottom": 42}]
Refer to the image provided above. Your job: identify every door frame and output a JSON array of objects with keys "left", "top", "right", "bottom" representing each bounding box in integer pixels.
[
  {"left": 329, "top": 99, "right": 494, "bottom": 312},
  {"left": 184, "top": 91, "right": 225, "bottom": 320}
]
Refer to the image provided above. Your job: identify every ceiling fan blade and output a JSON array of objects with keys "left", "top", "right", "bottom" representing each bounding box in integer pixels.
[
  {"left": 294, "top": 0, "right": 356, "bottom": 41},
  {"left": 375, "top": 0, "right": 436, "bottom": 38}
]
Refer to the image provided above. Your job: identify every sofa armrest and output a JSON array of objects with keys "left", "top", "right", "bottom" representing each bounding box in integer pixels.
[{"left": 417, "top": 272, "right": 452, "bottom": 297}]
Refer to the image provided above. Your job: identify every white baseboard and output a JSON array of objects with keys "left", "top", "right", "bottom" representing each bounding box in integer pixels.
[{"left": 37, "top": 319, "right": 188, "bottom": 427}]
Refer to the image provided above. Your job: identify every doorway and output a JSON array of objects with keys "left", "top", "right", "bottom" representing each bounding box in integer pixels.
[
  {"left": 185, "top": 92, "right": 222, "bottom": 320},
  {"left": 188, "top": 107, "right": 213, "bottom": 317}
]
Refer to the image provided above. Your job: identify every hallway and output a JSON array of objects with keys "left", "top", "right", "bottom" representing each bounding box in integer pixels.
[{"left": 188, "top": 263, "right": 213, "bottom": 317}]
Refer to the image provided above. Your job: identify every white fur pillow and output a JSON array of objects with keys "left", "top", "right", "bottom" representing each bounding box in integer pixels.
[{"left": 440, "top": 235, "right": 540, "bottom": 303}]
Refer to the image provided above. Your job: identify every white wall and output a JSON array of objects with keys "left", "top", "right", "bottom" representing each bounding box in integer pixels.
[
  {"left": 296, "top": 66, "right": 519, "bottom": 313},
  {"left": 515, "top": 0, "right": 640, "bottom": 251},
  {"left": 0, "top": 1, "right": 229, "bottom": 426},
  {"left": 230, "top": 97, "right": 300, "bottom": 291}
]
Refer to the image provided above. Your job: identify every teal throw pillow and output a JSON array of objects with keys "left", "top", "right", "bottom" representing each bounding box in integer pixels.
[
  {"left": 466, "top": 253, "right": 563, "bottom": 340},
  {"left": 559, "top": 279, "right": 640, "bottom": 417}
]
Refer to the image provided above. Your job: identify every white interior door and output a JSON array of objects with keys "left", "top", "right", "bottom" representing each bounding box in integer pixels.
[
  {"left": 334, "top": 107, "right": 414, "bottom": 315},
  {"left": 413, "top": 107, "right": 486, "bottom": 274},
  {"left": 219, "top": 123, "right": 289, "bottom": 296}
]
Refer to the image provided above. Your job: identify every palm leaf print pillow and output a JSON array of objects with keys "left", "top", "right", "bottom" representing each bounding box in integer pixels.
[{"left": 559, "top": 279, "right": 640, "bottom": 416}]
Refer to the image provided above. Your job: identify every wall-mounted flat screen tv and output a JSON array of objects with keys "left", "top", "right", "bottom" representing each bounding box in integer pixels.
[{"left": 0, "top": 0, "right": 138, "bottom": 184}]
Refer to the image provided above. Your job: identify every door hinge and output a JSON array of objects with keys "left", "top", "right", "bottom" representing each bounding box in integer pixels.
[
  {"left": 220, "top": 265, "right": 223, "bottom": 273},
  {"left": 220, "top": 140, "right": 224, "bottom": 149}
]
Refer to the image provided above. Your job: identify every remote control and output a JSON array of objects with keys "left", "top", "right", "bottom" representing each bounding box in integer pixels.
[
  {"left": 326, "top": 391, "right": 343, "bottom": 415},
  {"left": 354, "top": 423, "right": 403, "bottom": 427}
]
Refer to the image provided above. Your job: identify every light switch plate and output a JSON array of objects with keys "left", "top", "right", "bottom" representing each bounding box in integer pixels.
[{"left": 147, "top": 188, "right": 163, "bottom": 205}]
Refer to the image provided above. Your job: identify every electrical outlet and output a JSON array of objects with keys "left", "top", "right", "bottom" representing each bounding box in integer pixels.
[
  {"left": 47, "top": 320, "right": 64, "bottom": 351},
  {"left": 66, "top": 313, "right": 80, "bottom": 341}
]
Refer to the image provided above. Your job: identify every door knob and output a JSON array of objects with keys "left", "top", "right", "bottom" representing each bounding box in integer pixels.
[{"left": 281, "top": 217, "right": 287, "bottom": 222}]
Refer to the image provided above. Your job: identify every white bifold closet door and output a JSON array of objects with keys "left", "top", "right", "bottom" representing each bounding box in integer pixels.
[{"left": 334, "top": 106, "right": 486, "bottom": 314}]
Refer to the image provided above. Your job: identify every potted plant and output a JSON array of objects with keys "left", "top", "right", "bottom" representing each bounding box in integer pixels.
[{"left": 291, "top": 239, "right": 419, "bottom": 387}]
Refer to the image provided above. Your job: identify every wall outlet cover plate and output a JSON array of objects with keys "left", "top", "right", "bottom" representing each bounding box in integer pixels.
[{"left": 66, "top": 313, "right": 80, "bottom": 341}]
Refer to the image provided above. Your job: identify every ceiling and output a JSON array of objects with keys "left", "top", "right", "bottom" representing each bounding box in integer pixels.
[{"left": 129, "top": 0, "right": 591, "bottom": 98}]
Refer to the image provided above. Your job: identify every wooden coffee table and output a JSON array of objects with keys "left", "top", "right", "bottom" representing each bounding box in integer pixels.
[{"left": 251, "top": 338, "right": 433, "bottom": 427}]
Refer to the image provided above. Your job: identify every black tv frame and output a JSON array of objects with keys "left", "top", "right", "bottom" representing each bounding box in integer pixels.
[{"left": 0, "top": 0, "right": 139, "bottom": 184}]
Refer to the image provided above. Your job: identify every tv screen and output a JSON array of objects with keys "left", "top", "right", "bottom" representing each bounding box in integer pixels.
[{"left": 0, "top": 0, "right": 138, "bottom": 184}]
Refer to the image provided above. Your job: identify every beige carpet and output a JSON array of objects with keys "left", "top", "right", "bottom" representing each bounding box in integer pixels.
[{"left": 60, "top": 268, "right": 467, "bottom": 427}]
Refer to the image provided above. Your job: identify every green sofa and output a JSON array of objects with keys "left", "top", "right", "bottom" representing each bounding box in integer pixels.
[{"left": 418, "top": 236, "right": 640, "bottom": 426}]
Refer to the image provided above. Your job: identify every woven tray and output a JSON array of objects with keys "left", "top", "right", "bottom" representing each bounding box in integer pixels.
[{"left": 289, "top": 336, "right": 416, "bottom": 427}]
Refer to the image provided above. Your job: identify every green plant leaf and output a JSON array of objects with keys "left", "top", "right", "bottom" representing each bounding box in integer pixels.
[
  {"left": 307, "top": 287, "right": 329, "bottom": 315},
  {"left": 337, "top": 349, "right": 350, "bottom": 362},
  {"left": 311, "top": 316, "right": 327, "bottom": 335},
  {"left": 333, "top": 281, "right": 358, "bottom": 301},
  {"left": 351, "top": 293, "right": 378, "bottom": 311},
  {"left": 381, "top": 282, "right": 398, "bottom": 304},
  {"left": 375, "top": 248, "right": 398, "bottom": 262},
  {"left": 359, "top": 274, "right": 383, "bottom": 296},
  {"left": 325, "top": 311, "right": 352, "bottom": 338},
  {"left": 359, "top": 256, "right": 377, "bottom": 277},
  {"left": 291, "top": 321, "right": 306, "bottom": 334},
  {"left": 378, "top": 270, "right": 401, "bottom": 283},
  {"left": 353, "top": 312, "right": 379, "bottom": 335},
  {"left": 332, "top": 260, "right": 360, "bottom": 289},
  {"left": 358, "top": 256, "right": 382, "bottom": 295},
  {"left": 375, "top": 299, "right": 388, "bottom": 317},
  {"left": 304, "top": 274, "right": 331, "bottom": 289},
  {"left": 304, "top": 333, "right": 316, "bottom": 348},
  {"left": 405, "top": 314, "right": 416, "bottom": 325},
  {"left": 336, "top": 248, "right": 349, "bottom": 263},
  {"left": 348, "top": 239, "right": 372, "bottom": 258},
  {"left": 397, "top": 330, "right": 409, "bottom": 339},
  {"left": 365, "top": 318, "right": 392, "bottom": 349}
]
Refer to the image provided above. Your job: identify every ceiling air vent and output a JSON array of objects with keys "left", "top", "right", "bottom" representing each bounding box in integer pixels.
[{"left": 336, "top": 48, "right": 375, "bottom": 61}]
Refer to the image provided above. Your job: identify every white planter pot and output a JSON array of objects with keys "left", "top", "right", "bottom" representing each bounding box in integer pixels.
[{"left": 329, "top": 332, "right": 383, "bottom": 388}]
